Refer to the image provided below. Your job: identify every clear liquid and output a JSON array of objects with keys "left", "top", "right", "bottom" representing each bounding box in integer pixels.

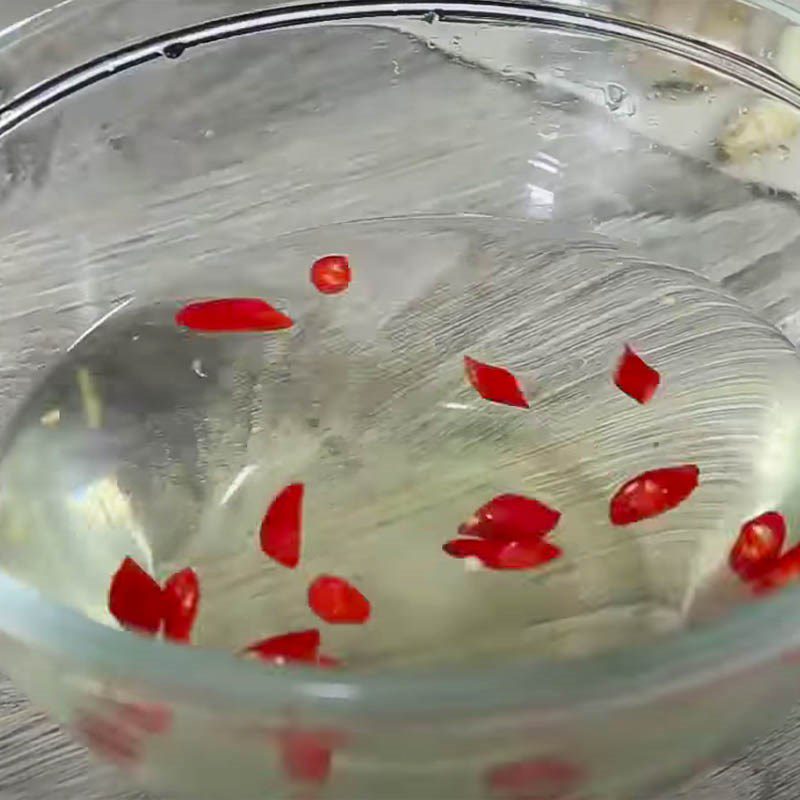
[{"left": 2, "top": 215, "right": 800, "bottom": 670}]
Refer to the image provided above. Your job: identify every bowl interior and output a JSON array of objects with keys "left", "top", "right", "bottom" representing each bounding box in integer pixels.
[{"left": 0, "top": 2, "right": 800, "bottom": 674}]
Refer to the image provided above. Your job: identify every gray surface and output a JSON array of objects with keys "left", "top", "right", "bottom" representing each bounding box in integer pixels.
[
  {"left": 0, "top": 682, "right": 798, "bottom": 799},
  {"left": 0, "top": 2, "right": 800, "bottom": 799}
]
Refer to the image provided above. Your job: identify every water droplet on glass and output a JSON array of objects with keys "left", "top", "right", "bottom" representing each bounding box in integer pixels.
[
  {"left": 392, "top": 60, "right": 401, "bottom": 76},
  {"left": 604, "top": 83, "right": 635, "bottom": 116},
  {"left": 163, "top": 42, "right": 186, "bottom": 60},
  {"left": 778, "top": 144, "right": 791, "bottom": 161}
]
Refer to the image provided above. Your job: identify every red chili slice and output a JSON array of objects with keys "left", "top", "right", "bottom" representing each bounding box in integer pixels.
[
  {"left": 74, "top": 713, "right": 143, "bottom": 768},
  {"left": 443, "top": 538, "right": 502, "bottom": 561},
  {"left": 464, "top": 356, "right": 529, "bottom": 409},
  {"left": 175, "top": 298, "right": 294, "bottom": 333},
  {"left": 609, "top": 465, "right": 699, "bottom": 526},
  {"left": 483, "top": 540, "right": 562, "bottom": 571},
  {"left": 246, "top": 629, "right": 321, "bottom": 663},
  {"left": 730, "top": 511, "right": 786, "bottom": 581},
  {"left": 310, "top": 255, "right": 351, "bottom": 295},
  {"left": 108, "top": 557, "right": 164, "bottom": 636},
  {"left": 460, "top": 494, "right": 561, "bottom": 543},
  {"left": 115, "top": 701, "right": 173, "bottom": 735},
  {"left": 260, "top": 483, "right": 304, "bottom": 569},
  {"left": 444, "top": 538, "right": 561, "bottom": 571},
  {"left": 487, "top": 757, "right": 583, "bottom": 800},
  {"left": 162, "top": 567, "right": 200, "bottom": 643},
  {"left": 315, "top": 654, "right": 342, "bottom": 669},
  {"left": 613, "top": 345, "right": 660, "bottom": 405},
  {"left": 280, "top": 731, "right": 333, "bottom": 785},
  {"left": 308, "top": 575, "right": 371, "bottom": 624},
  {"left": 753, "top": 543, "right": 800, "bottom": 595},
  {"left": 274, "top": 727, "right": 348, "bottom": 786}
]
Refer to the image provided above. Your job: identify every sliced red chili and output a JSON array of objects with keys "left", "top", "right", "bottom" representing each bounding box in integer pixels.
[
  {"left": 310, "top": 255, "right": 352, "bottom": 295},
  {"left": 274, "top": 727, "right": 348, "bottom": 786},
  {"left": 74, "top": 713, "right": 143, "bottom": 768},
  {"left": 444, "top": 538, "right": 561, "bottom": 571},
  {"left": 609, "top": 464, "right": 699, "bottom": 525},
  {"left": 308, "top": 575, "right": 371, "bottom": 624},
  {"left": 460, "top": 494, "right": 561, "bottom": 543},
  {"left": 162, "top": 567, "right": 200, "bottom": 643},
  {"left": 487, "top": 757, "right": 583, "bottom": 800},
  {"left": 315, "top": 654, "right": 342, "bottom": 669},
  {"left": 260, "top": 483, "right": 304, "bottom": 569},
  {"left": 443, "top": 538, "right": 502, "bottom": 561},
  {"left": 246, "top": 629, "right": 321, "bottom": 664},
  {"left": 730, "top": 511, "right": 786, "bottom": 581},
  {"left": 464, "top": 356, "right": 529, "bottom": 409},
  {"left": 115, "top": 701, "right": 173, "bottom": 735},
  {"left": 613, "top": 345, "right": 660, "bottom": 404},
  {"left": 175, "top": 298, "right": 294, "bottom": 333},
  {"left": 108, "top": 557, "right": 164, "bottom": 636},
  {"left": 753, "top": 543, "right": 800, "bottom": 595},
  {"left": 280, "top": 731, "right": 333, "bottom": 785},
  {"left": 483, "top": 540, "right": 562, "bottom": 571}
]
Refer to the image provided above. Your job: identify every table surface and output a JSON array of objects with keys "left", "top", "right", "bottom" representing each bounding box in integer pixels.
[
  {"left": 2, "top": 680, "right": 800, "bottom": 800},
  {"left": 2, "top": 2, "right": 800, "bottom": 799}
]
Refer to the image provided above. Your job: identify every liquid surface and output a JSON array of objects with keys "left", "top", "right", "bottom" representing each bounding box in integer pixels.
[{"left": 2, "top": 216, "right": 800, "bottom": 670}]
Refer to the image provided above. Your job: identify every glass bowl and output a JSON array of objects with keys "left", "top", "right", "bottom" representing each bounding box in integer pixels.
[{"left": 3, "top": 1, "right": 800, "bottom": 798}]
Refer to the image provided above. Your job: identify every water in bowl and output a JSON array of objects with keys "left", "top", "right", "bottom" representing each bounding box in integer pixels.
[{"left": 1, "top": 215, "right": 799, "bottom": 670}]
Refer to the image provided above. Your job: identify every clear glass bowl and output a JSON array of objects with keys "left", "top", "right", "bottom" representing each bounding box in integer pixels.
[{"left": 4, "top": 1, "right": 800, "bottom": 798}]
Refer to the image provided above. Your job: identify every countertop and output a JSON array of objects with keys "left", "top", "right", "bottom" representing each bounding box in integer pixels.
[{"left": 0, "top": 679, "right": 800, "bottom": 799}]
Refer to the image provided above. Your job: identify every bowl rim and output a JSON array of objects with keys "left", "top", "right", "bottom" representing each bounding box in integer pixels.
[
  {"left": 4, "top": 567, "right": 800, "bottom": 717},
  {"left": 2, "top": 0, "right": 800, "bottom": 718},
  {"left": 3, "top": 0, "right": 800, "bottom": 138}
]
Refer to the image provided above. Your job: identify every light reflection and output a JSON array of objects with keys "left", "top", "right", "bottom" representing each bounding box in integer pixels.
[
  {"left": 442, "top": 402, "right": 471, "bottom": 411},
  {"left": 526, "top": 183, "right": 555, "bottom": 219},
  {"left": 220, "top": 464, "right": 259, "bottom": 506},
  {"left": 68, "top": 476, "right": 151, "bottom": 564},
  {"left": 528, "top": 151, "right": 561, "bottom": 174}
]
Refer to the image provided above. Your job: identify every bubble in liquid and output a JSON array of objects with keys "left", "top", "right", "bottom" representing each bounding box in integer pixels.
[{"left": 604, "top": 83, "right": 636, "bottom": 116}]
